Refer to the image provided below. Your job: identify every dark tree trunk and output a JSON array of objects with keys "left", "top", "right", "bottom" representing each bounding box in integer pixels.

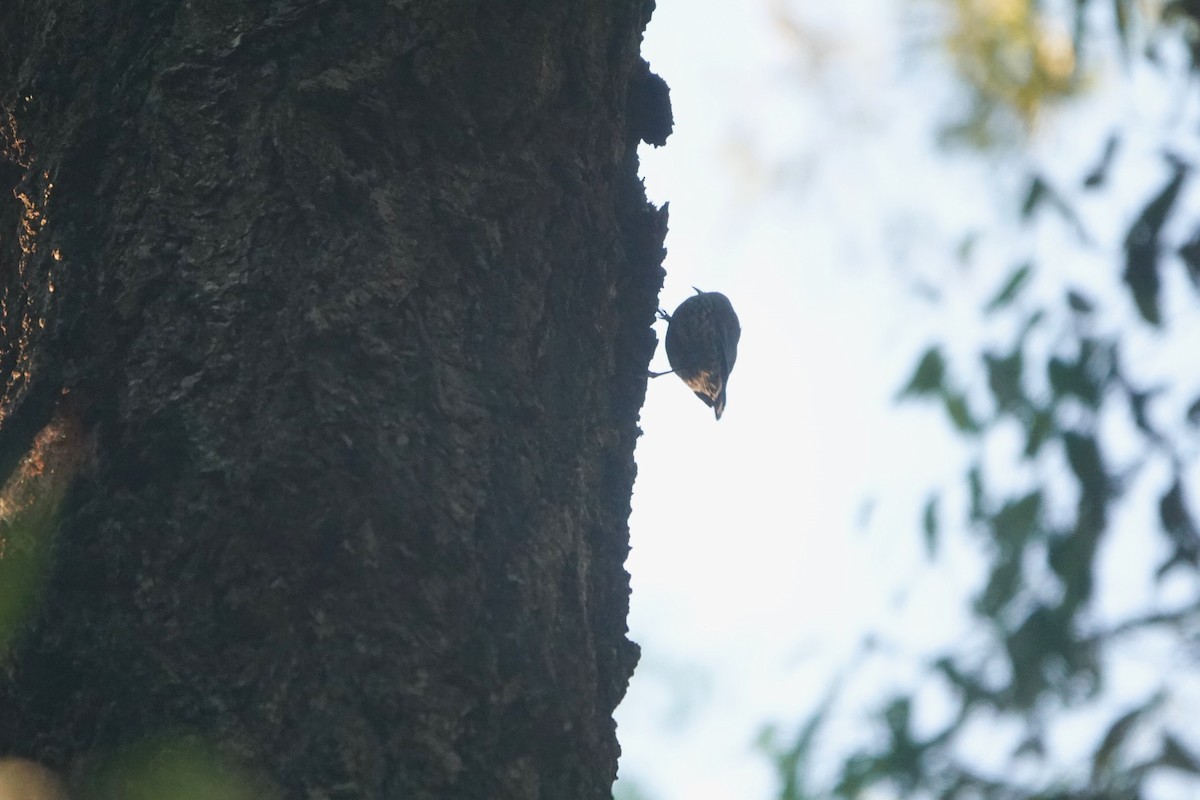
[{"left": 0, "top": 2, "right": 667, "bottom": 798}]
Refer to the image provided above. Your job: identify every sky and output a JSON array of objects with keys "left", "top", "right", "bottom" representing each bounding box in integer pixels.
[{"left": 614, "top": 1, "right": 1200, "bottom": 798}]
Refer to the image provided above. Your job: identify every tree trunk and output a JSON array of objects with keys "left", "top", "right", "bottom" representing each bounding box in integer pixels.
[{"left": 0, "top": 2, "right": 667, "bottom": 798}]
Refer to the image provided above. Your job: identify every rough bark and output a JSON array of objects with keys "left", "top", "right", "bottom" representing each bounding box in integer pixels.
[{"left": 0, "top": 2, "right": 668, "bottom": 798}]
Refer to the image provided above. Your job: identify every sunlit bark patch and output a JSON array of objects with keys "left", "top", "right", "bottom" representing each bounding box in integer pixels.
[{"left": 0, "top": 103, "right": 56, "bottom": 431}]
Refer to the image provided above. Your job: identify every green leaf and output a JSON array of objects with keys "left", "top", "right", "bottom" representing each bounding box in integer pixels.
[
  {"left": 984, "top": 349, "right": 1025, "bottom": 414},
  {"left": 976, "top": 554, "right": 1022, "bottom": 619},
  {"left": 1159, "top": 479, "right": 1199, "bottom": 561},
  {"left": 1177, "top": 225, "right": 1200, "bottom": 291},
  {"left": 1082, "top": 134, "right": 1119, "bottom": 190},
  {"left": 1023, "top": 409, "right": 1056, "bottom": 459},
  {"left": 1063, "top": 432, "right": 1107, "bottom": 496},
  {"left": 984, "top": 264, "right": 1032, "bottom": 313},
  {"left": 1123, "top": 157, "right": 1188, "bottom": 326},
  {"left": 922, "top": 495, "right": 939, "bottom": 559},
  {"left": 899, "top": 347, "right": 946, "bottom": 399},
  {"left": 1160, "top": 732, "right": 1200, "bottom": 775},
  {"left": 1066, "top": 289, "right": 1095, "bottom": 313},
  {"left": 1092, "top": 695, "right": 1163, "bottom": 783},
  {"left": 993, "top": 491, "right": 1042, "bottom": 552},
  {"left": 967, "top": 465, "right": 986, "bottom": 521},
  {"left": 1020, "top": 176, "right": 1047, "bottom": 220},
  {"left": 1048, "top": 350, "right": 1102, "bottom": 408},
  {"left": 1114, "top": 0, "right": 1131, "bottom": 56},
  {"left": 943, "top": 390, "right": 981, "bottom": 434},
  {"left": 1188, "top": 395, "right": 1200, "bottom": 427}
]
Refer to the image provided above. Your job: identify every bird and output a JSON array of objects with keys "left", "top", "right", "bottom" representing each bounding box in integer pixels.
[{"left": 652, "top": 289, "right": 741, "bottom": 420}]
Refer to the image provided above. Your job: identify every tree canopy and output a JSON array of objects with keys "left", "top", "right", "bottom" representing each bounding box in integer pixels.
[{"left": 763, "top": 1, "right": 1200, "bottom": 797}]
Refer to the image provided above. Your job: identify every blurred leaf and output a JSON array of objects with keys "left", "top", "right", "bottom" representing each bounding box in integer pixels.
[
  {"left": 1127, "top": 387, "right": 1162, "bottom": 439},
  {"left": 993, "top": 492, "right": 1042, "bottom": 551},
  {"left": 1180, "top": 226, "right": 1200, "bottom": 291},
  {"left": 1063, "top": 432, "right": 1108, "bottom": 497},
  {"left": 1160, "top": 733, "right": 1200, "bottom": 775},
  {"left": 1021, "top": 176, "right": 1048, "bottom": 220},
  {"left": 1006, "top": 606, "right": 1063, "bottom": 708},
  {"left": 984, "top": 350, "right": 1025, "bottom": 414},
  {"left": 1024, "top": 409, "right": 1056, "bottom": 459},
  {"left": 1123, "top": 158, "right": 1188, "bottom": 326},
  {"left": 1158, "top": 479, "right": 1199, "bottom": 564},
  {"left": 923, "top": 495, "right": 939, "bottom": 559},
  {"left": 977, "top": 553, "right": 1022, "bottom": 618},
  {"left": 899, "top": 347, "right": 946, "bottom": 399},
  {"left": 1066, "top": 289, "right": 1095, "bottom": 313},
  {"left": 1082, "top": 134, "right": 1120, "bottom": 189},
  {"left": 1188, "top": 395, "right": 1200, "bottom": 426},
  {"left": 1048, "top": 352, "right": 1102, "bottom": 408},
  {"left": 968, "top": 464, "right": 986, "bottom": 521},
  {"left": 942, "top": 390, "right": 981, "bottom": 434},
  {"left": 1092, "top": 695, "right": 1163, "bottom": 783},
  {"left": 934, "top": 656, "right": 998, "bottom": 708},
  {"left": 985, "top": 264, "right": 1033, "bottom": 313},
  {"left": 1114, "top": 0, "right": 1131, "bottom": 56}
]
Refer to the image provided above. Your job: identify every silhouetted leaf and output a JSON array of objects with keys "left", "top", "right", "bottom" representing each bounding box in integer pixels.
[
  {"left": 1049, "top": 354, "right": 1101, "bottom": 408},
  {"left": 1187, "top": 395, "right": 1200, "bottom": 426},
  {"left": 1114, "top": 0, "right": 1132, "bottom": 56},
  {"left": 1092, "top": 696, "right": 1162, "bottom": 782},
  {"left": 1127, "top": 387, "right": 1162, "bottom": 439},
  {"left": 977, "top": 554, "right": 1022, "bottom": 618},
  {"left": 943, "top": 391, "right": 981, "bottom": 434},
  {"left": 922, "top": 495, "right": 939, "bottom": 559},
  {"left": 1006, "top": 606, "right": 1062, "bottom": 708},
  {"left": 1123, "top": 158, "right": 1188, "bottom": 326},
  {"left": 993, "top": 492, "right": 1042, "bottom": 551},
  {"left": 1159, "top": 479, "right": 1199, "bottom": 563},
  {"left": 985, "top": 264, "right": 1032, "bottom": 313},
  {"left": 968, "top": 464, "right": 986, "bottom": 521},
  {"left": 1067, "top": 289, "right": 1095, "bottom": 314},
  {"left": 1024, "top": 409, "right": 1056, "bottom": 459},
  {"left": 899, "top": 347, "right": 945, "bottom": 399},
  {"left": 1160, "top": 733, "right": 1200, "bottom": 775},
  {"left": 1063, "top": 432, "right": 1108, "bottom": 497},
  {"left": 1178, "top": 225, "right": 1200, "bottom": 291},
  {"left": 985, "top": 350, "right": 1025, "bottom": 413},
  {"left": 1082, "top": 134, "right": 1120, "bottom": 189},
  {"left": 1021, "top": 175, "right": 1048, "bottom": 220}
]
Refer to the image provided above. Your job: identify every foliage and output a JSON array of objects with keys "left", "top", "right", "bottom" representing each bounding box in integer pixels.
[{"left": 766, "top": 1, "right": 1200, "bottom": 798}]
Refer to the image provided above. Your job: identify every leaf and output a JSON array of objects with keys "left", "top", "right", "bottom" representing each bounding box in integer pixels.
[
  {"left": 1160, "top": 732, "right": 1200, "bottom": 775},
  {"left": 1082, "top": 134, "right": 1120, "bottom": 190},
  {"left": 984, "top": 264, "right": 1032, "bottom": 313},
  {"left": 992, "top": 491, "right": 1042, "bottom": 551},
  {"left": 976, "top": 554, "right": 1022, "bottom": 619},
  {"left": 1114, "top": 0, "right": 1131, "bottom": 57},
  {"left": 1021, "top": 175, "right": 1048, "bottom": 220},
  {"left": 899, "top": 347, "right": 945, "bottom": 399},
  {"left": 942, "top": 390, "right": 981, "bottom": 435},
  {"left": 922, "top": 495, "right": 939, "bottom": 559},
  {"left": 1188, "top": 395, "right": 1200, "bottom": 426},
  {"left": 1066, "top": 289, "right": 1095, "bottom": 314},
  {"left": 984, "top": 350, "right": 1024, "bottom": 414},
  {"left": 1159, "top": 479, "right": 1200, "bottom": 563},
  {"left": 1063, "top": 432, "right": 1107, "bottom": 496},
  {"left": 1048, "top": 356, "right": 1101, "bottom": 408},
  {"left": 967, "top": 465, "right": 986, "bottom": 521},
  {"left": 1023, "top": 409, "right": 1055, "bottom": 459},
  {"left": 1092, "top": 695, "right": 1163, "bottom": 782},
  {"left": 1123, "top": 158, "right": 1188, "bottom": 326},
  {"left": 1178, "top": 225, "right": 1200, "bottom": 291},
  {"left": 1127, "top": 386, "right": 1162, "bottom": 439}
]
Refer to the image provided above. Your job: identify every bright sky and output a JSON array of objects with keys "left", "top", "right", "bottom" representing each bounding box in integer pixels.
[{"left": 616, "top": 1, "right": 1200, "bottom": 799}]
